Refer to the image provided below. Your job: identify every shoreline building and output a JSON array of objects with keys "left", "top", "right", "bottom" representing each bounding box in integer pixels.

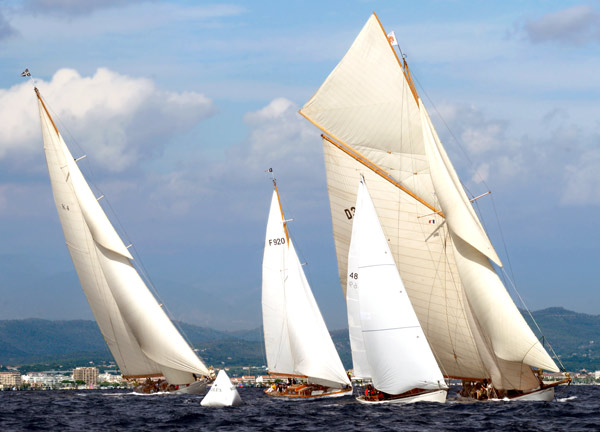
[
  {"left": 0, "top": 372, "right": 22, "bottom": 389},
  {"left": 73, "top": 367, "right": 98, "bottom": 386}
]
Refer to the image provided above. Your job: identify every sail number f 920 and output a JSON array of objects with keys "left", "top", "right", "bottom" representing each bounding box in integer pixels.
[{"left": 268, "top": 238, "right": 286, "bottom": 246}]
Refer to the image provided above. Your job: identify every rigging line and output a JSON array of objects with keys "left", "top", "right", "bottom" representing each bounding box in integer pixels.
[
  {"left": 362, "top": 325, "right": 420, "bottom": 333},
  {"left": 39, "top": 94, "right": 140, "bottom": 257},
  {"left": 411, "top": 69, "right": 518, "bottom": 282},
  {"left": 489, "top": 191, "right": 517, "bottom": 285},
  {"left": 500, "top": 266, "right": 567, "bottom": 372},
  {"left": 48, "top": 103, "right": 199, "bottom": 357},
  {"left": 411, "top": 73, "right": 491, "bottom": 192}
]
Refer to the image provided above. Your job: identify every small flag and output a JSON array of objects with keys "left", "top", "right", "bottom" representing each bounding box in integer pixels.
[
  {"left": 21, "top": 68, "right": 31, "bottom": 77},
  {"left": 428, "top": 219, "right": 436, "bottom": 224},
  {"left": 387, "top": 31, "right": 398, "bottom": 46},
  {"left": 265, "top": 168, "right": 273, "bottom": 173}
]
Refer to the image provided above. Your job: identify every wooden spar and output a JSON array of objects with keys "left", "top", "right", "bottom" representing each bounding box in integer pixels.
[
  {"left": 298, "top": 15, "right": 441, "bottom": 216},
  {"left": 34, "top": 88, "right": 59, "bottom": 136},
  {"left": 272, "top": 181, "right": 290, "bottom": 245},
  {"left": 402, "top": 59, "right": 420, "bottom": 106},
  {"left": 372, "top": 12, "right": 419, "bottom": 105},
  {"left": 318, "top": 133, "right": 445, "bottom": 218}
]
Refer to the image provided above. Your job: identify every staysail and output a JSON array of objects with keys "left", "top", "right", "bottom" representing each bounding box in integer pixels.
[
  {"left": 299, "top": 13, "right": 558, "bottom": 390},
  {"left": 262, "top": 184, "right": 351, "bottom": 389},
  {"left": 36, "top": 88, "right": 209, "bottom": 384},
  {"left": 348, "top": 178, "right": 446, "bottom": 395}
]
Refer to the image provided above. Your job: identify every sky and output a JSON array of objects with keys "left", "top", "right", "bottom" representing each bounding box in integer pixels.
[{"left": 0, "top": 0, "right": 598, "bottom": 331}]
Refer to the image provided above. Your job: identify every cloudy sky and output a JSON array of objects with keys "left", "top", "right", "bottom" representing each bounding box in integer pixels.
[{"left": 0, "top": 0, "right": 598, "bottom": 331}]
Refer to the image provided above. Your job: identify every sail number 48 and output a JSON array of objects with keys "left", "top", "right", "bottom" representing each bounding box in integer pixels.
[
  {"left": 349, "top": 272, "right": 358, "bottom": 280},
  {"left": 268, "top": 238, "right": 286, "bottom": 246}
]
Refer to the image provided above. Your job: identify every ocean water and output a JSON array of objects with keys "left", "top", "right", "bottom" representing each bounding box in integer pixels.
[{"left": 0, "top": 385, "right": 597, "bottom": 431}]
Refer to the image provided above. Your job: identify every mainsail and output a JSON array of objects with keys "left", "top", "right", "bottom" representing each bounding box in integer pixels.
[
  {"left": 347, "top": 178, "right": 446, "bottom": 395},
  {"left": 36, "top": 87, "right": 209, "bottom": 384},
  {"left": 299, "top": 13, "right": 559, "bottom": 391},
  {"left": 262, "top": 184, "right": 351, "bottom": 389}
]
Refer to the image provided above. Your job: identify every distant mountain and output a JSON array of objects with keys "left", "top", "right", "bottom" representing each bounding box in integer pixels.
[
  {"left": 0, "top": 319, "right": 111, "bottom": 366},
  {"left": 522, "top": 307, "right": 600, "bottom": 371},
  {"left": 1, "top": 307, "right": 599, "bottom": 372}
]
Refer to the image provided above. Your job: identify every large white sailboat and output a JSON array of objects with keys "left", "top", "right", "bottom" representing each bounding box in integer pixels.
[
  {"left": 262, "top": 178, "right": 352, "bottom": 398},
  {"left": 348, "top": 178, "right": 447, "bottom": 404},
  {"left": 299, "top": 14, "right": 570, "bottom": 401},
  {"left": 33, "top": 84, "right": 211, "bottom": 394}
]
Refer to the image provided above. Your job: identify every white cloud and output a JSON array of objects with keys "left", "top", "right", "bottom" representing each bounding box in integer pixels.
[
  {"left": 0, "top": 67, "right": 215, "bottom": 171},
  {"left": 242, "top": 97, "right": 320, "bottom": 172},
  {"left": 471, "top": 163, "right": 490, "bottom": 184},
  {"left": 133, "top": 97, "right": 322, "bottom": 225},
  {"left": 561, "top": 145, "right": 600, "bottom": 205},
  {"left": 435, "top": 103, "right": 509, "bottom": 156},
  {"left": 523, "top": 4, "right": 600, "bottom": 45}
]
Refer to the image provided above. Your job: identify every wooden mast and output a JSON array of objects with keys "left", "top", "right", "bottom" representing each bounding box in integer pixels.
[
  {"left": 35, "top": 88, "right": 60, "bottom": 135},
  {"left": 272, "top": 178, "right": 290, "bottom": 245}
]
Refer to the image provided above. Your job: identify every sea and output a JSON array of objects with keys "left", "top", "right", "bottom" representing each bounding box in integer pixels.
[{"left": 0, "top": 385, "right": 597, "bottom": 431}]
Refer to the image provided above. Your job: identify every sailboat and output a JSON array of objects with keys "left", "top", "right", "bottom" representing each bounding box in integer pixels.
[
  {"left": 348, "top": 177, "right": 447, "bottom": 404},
  {"left": 33, "top": 84, "right": 211, "bottom": 394},
  {"left": 299, "top": 14, "right": 571, "bottom": 401},
  {"left": 200, "top": 370, "right": 242, "bottom": 407},
  {"left": 262, "top": 177, "right": 352, "bottom": 398}
]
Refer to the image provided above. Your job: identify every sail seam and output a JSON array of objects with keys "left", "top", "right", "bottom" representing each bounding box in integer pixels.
[
  {"left": 319, "top": 133, "right": 444, "bottom": 217},
  {"left": 358, "top": 263, "right": 396, "bottom": 269},
  {"left": 362, "top": 325, "right": 420, "bottom": 333}
]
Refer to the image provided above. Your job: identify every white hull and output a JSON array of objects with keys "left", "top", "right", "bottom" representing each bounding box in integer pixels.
[
  {"left": 173, "top": 379, "right": 208, "bottom": 395},
  {"left": 357, "top": 389, "right": 447, "bottom": 404},
  {"left": 509, "top": 387, "right": 554, "bottom": 401}
]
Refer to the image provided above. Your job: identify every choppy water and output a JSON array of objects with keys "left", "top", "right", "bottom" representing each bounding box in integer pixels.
[{"left": 0, "top": 385, "right": 597, "bottom": 431}]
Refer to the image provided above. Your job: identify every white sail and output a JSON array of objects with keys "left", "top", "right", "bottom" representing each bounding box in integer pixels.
[
  {"left": 321, "top": 139, "right": 489, "bottom": 381},
  {"left": 419, "top": 100, "right": 559, "bottom": 373},
  {"left": 36, "top": 89, "right": 209, "bottom": 384},
  {"left": 300, "top": 13, "right": 558, "bottom": 391},
  {"left": 201, "top": 370, "right": 242, "bottom": 407},
  {"left": 262, "top": 187, "right": 350, "bottom": 388},
  {"left": 262, "top": 190, "right": 295, "bottom": 375},
  {"left": 346, "top": 231, "right": 371, "bottom": 380},
  {"left": 349, "top": 179, "right": 446, "bottom": 395}
]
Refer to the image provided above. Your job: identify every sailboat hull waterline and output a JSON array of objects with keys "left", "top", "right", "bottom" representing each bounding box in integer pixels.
[
  {"left": 344, "top": 179, "right": 448, "bottom": 404},
  {"left": 265, "top": 385, "right": 353, "bottom": 399},
  {"left": 299, "top": 13, "right": 570, "bottom": 401},
  {"left": 133, "top": 378, "right": 208, "bottom": 395},
  {"left": 33, "top": 84, "right": 211, "bottom": 394},
  {"left": 509, "top": 387, "right": 554, "bottom": 402},
  {"left": 357, "top": 389, "right": 447, "bottom": 405},
  {"left": 262, "top": 180, "right": 352, "bottom": 400}
]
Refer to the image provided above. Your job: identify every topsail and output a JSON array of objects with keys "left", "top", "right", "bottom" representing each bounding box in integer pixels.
[{"left": 300, "top": 13, "right": 559, "bottom": 391}]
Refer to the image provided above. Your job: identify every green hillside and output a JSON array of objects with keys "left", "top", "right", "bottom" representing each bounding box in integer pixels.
[
  {"left": 522, "top": 307, "right": 600, "bottom": 371},
  {"left": 1, "top": 307, "right": 599, "bottom": 372}
]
